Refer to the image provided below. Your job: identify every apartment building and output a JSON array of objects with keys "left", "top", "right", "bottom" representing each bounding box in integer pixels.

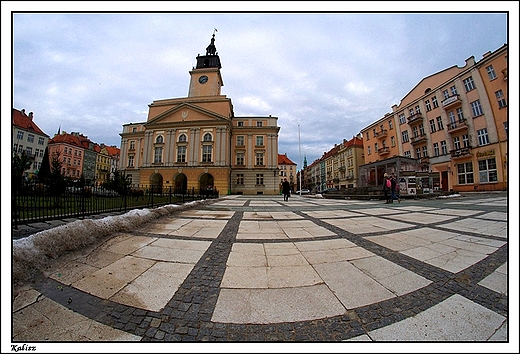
[
  {"left": 119, "top": 34, "right": 280, "bottom": 195},
  {"left": 47, "top": 132, "right": 86, "bottom": 181},
  {"left": 12, "top": 108, "right": 49, "bottom": 176},
  {"left": 278, "top": 153, "right": 297, "bottom": 192},
  {"left": 361, "top": 44, "right": 508, "bottom": 194}
]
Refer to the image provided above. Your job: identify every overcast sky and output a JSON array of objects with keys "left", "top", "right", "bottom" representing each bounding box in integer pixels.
[{"left": 5, "top": 3, "right": 517, "bottom": 170}]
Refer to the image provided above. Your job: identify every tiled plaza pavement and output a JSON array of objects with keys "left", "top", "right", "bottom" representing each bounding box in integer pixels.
[{"left": 11, "top": 192, "right": 511, "bottom": 348}]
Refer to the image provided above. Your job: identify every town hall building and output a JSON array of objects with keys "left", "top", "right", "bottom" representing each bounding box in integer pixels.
[{"left": 119, "top": 34, "right": 281, "bottom": 195}]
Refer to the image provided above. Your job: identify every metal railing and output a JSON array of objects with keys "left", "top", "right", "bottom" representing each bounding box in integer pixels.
[{"left": 12, "top": 181, "right": 218, "bottom": 229}]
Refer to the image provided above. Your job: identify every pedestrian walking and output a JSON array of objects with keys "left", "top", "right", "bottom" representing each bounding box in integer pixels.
[
  {"left": 383, "top": 173, "right": 391, "bottom": 204},
  {"left": 390, "top": 174, "right": 399, "bottom": 203},
  {"left": 282, "top": 178, "right": 291, "bottom": 202}
]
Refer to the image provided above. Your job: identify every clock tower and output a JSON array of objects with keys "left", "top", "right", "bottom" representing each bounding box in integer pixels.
[{"left": 188, "top": 33, "right": 224, "bottom": 97}]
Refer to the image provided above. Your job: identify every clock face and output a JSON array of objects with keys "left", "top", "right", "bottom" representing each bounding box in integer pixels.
[{"left": 199, "top": 75, "right": 208, "bottom": 84}]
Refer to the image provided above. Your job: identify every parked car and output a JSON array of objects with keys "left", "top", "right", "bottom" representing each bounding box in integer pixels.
[
  {"left": 296, "top": 189, "right": 310, "bottom": 195},
  {"left": 320, "top": 188, "right": 338, "bottom": 194}
]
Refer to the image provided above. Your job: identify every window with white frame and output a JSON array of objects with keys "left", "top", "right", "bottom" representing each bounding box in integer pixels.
[
  {"left": 478, "top": 158, "right": 497, "bottom": 183},
  {"left": 255, "top": 152, "right": 264, "bottom": 166},
  {"left": 453, "top": 136, "right": 461, "bottom": 150},
  {"left": 419, "top": 124, "right": 425, "bottom": 136},
  {"left": 495, "top": 90, "right": 507, "bottom": 108},
  {"left": 456, "top": 107, "right": 464, "bottom": 122},
  {"left": 442, "top": 90, "right": 449, "bottom": 99},
  {"left": 430, "top": 119, "right": 436, "bottom": 133},
  {"left": 450, "top": 85, "right": 458, "bottom": 96},
  {"left": 412, "top": 126, "right": 419, "bottom": 138},
  {"left": 391, "top": 136, "right": 395, "bottom": 146},
  {"left": 486, "top": 65, "right": 497, "bottom": 80},
  {"left": 256, "top": 174, "right": 264, "bottom": 185},
  {"left": 463, "top": 76, "right": 476, "bottom": 92},
  {"left": 477, "top": 128, "right": 489, "bottom": 146},
  {"left": 367, "top": 146, "right": 371, "bottom": 155},
  {"left": 388, "top": 120, "right": 393, "bottom": 130},
  {"left": 399, "top": 113, "right": 406, "bottom": 124},
  {"left": 415, "top": 148, "right": 421, "bottom": 158},
  {"left": 256, "top": 136, "right": 264, "bottom": 146},
  {"left": 457, "top": 162, "right": 474, "bottom": 184},
  {"left": 401, "top": 130, "right": 409, "bottom": 143},
  {"left": 470, "top": 100, "right": 483, "bottom": 117},
  {"left": 236, "top": 135, "right": 244, "bottom": 146},
  {"left": 27, "top": 134, "right": 34, "bottom": 143},
  {"left": 177, "top": 146, "right": 186, "bottom": 162},
  {"left": 256, "top": 121, "right": 263, "bottom": 127},
  {"left": 236, "top": 153, "right": 244, "bottom": 166},
  {"left": 433, "top": 142, "right": 439, "bottom": 156},
  {"left": 422, "top": 146, "right": 428, "bottom": 157},
  {"left": 425, "top": 100, "right": 431, "bottom": 111},
  {"left": 462, "top": 134, "right": 469, "bottom": 148},
  {"left": 128, "top": 155, "right": 135, "bottom": 167},
  {"left": 436, "top": 116, "right": 444, "bottom": 130},
  {"left": 129, "top": 140, "right": 135, "bottom": 150},
  {"left": 203, "top": 133, "right": 212, "bottom": 142},
  {"left": 448, "top": 111, "right": 456, "bottom": 125},
  {"left": 38, "top": 137, "right": 45, "bottom": 145},
  {"left": 404, "top": 151, "right": 411, "bottom": 158},
  {"left": 202, "top": 145, "right": 212, "bottom": 162},
  {"left": 432, "top": 96, "right": 439, "bottom": 108},
  {"left": 236, "top": 174, "right": 244, "bottom": 185},
  {"left": 154, "top": 147, "right": 162, "bottom": 163},
  {"left": 17, "top": 131, "right": 24, "bottom": 140},
  {"left": 237, "top": 121, "right": 244, "bottom": 127},
  {"left": 441, "top": 141, "right": 448, "bottom": 155}
]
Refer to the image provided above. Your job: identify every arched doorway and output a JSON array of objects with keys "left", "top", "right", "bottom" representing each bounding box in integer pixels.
[
  {"left": 149, "top": 173, "right": 163, "bottom": 194},
  {"left": 199, "top": 173, "right": 214, "bottom": 195},
  {"left": 174, "top": 173, "right": 187, "bottom": 194}
]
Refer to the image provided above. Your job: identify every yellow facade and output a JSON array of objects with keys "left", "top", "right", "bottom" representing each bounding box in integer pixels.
[
  {"left": 119, "top": 34, "right": 280, "bottom": 195},
  {"left": 360, "top": 44, "right": 508, "bottom": 193}
]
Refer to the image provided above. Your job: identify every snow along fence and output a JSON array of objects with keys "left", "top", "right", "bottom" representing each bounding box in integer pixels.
[{"left": 12, "top": 199, "right": 213, "bottom": 287}]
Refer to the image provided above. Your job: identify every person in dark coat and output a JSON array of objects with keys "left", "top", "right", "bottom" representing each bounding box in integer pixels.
[
  {"left": 383, "top": 173, "right": 391, "bottom": 204},
  {"left": 282, "top": 178, "right": 291, "bottom": 202}
]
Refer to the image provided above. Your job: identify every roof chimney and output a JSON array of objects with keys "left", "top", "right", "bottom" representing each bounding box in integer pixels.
[{"left": 28, "top": 112, "right": 33, "bottom": 120}]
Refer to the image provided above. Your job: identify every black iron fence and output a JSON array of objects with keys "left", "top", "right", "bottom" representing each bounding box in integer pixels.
[{"left": 12, "top": 181, "right": 219, "bottom": 229}]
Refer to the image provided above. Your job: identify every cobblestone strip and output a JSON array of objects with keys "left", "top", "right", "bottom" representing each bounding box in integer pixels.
[{"left": 139, "top": 211, "right": 243, "bottom": 341}]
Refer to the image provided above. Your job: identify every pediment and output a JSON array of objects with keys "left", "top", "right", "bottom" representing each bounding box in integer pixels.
[{"left": 146, "top": 103, "right": 230, "bottom": 126}]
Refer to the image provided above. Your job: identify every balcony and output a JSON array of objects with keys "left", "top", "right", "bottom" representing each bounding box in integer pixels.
[
  {"left": 407, "top": 112, "right": 423, "bottom": 126},
  {"left": 346, "top": 174, "right": 355, "bottom": 181},
  {"left": 446, "top": 119, "right": 468, "bottom": 134},
  {"left": 377, "top": 146, "right": 390, "bottom": 155},
  {"left": 450, "top": 147, "right": 471, "bottom": 159},
  {"left": 374, "top": 129, "right": 388, "bottom": 139},
  {"left": 410, "top": 134, "right": 427, "bottom": 145},
  {"left": 442, "top": 95, "right": 462, "bottom": 109}
]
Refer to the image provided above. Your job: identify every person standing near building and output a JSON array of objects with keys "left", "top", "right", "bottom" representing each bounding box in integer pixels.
[
  {"left": 282, "top": 178, "right": 291, "bottom": 202},
  {"left": 383, "top": 173, "right": 391, "bottom": 204},
  {"left": 390, "top": 173, "right": 400, "bottom": 203}
]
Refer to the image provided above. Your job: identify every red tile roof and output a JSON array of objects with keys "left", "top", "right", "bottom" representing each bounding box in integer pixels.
[
  {"left": 278, "top": 153, "right": 296, "bottom": 165},
  {"left": 12, "top": 108, "right": 49, "bottom": 137}
]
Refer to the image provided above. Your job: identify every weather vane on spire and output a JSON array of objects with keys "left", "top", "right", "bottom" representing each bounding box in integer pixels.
[{"left": 213, "top": 28, "right": 218, "bottom": 36}]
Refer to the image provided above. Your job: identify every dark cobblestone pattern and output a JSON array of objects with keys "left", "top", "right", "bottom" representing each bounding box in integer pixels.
[{"left": 31, "top": 194, "right": 508, "bottom": 341}]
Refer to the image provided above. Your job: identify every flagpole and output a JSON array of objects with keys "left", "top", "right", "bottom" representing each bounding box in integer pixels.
[{"left": 298, "top": 124, "right": 302, "bottom": 192}]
